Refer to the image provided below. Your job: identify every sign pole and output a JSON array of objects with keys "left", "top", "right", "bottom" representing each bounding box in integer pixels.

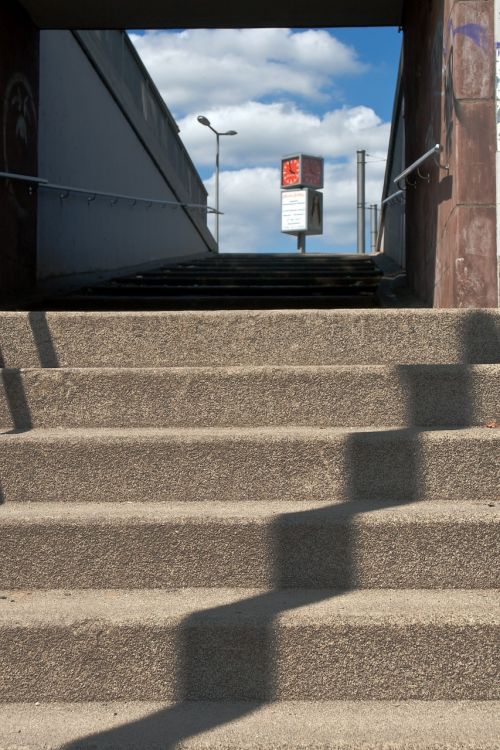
[{"left": 297, "top": 233, "right": 306, "bottom": 254}]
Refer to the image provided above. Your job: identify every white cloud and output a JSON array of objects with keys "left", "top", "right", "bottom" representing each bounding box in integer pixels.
[
  {"left": 129, "top": 28, "right": 365, "bottom": 114},
  {"left": 177, "top": 101, "right": 390, "bottom": 168},
  {"left": 128, "top": 28, "right": 393, "bottom": 252}
]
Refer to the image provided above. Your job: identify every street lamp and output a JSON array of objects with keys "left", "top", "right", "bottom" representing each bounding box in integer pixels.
[{"left": 197, "top": 115, "right": 237, "bottom": 248}]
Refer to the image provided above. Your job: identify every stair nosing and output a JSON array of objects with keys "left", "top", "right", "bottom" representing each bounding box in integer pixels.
[{"left": 0, "top": 588, "right": 498, "bottom": 627}]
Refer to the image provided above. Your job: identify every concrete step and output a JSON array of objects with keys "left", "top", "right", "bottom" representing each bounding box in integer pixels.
[
  {"left": 1, "top": 700, "right": 498, "bottom": 749},
  {"left": 1, "top": 501, "right": 497, "bottom": 590},
  {"left": 0, "top": 427, "right": 497, "bottom": 504},
  {"left": 46, "top": 293, "right": 379, "bottom": 311},
  {"left": 1, "top": 310, "right": 498, "bottom": 368},
  {"left": 1, "top": 365, "right": 498, "bottom": 429},
  {"left": 80, "top": 254, "right": 383, "bottom": 307},
  {"left": 97, "top": 283, "right": 380, "bottom": 294},
  {"left": 174, "top": 253, "right": 377, "bottom": 263},
  {"left": 129, "top": 270, "right": 382, "bottom": 280},
  {"left": 0, "top": 589, "right": 497, "bottom": 701}
]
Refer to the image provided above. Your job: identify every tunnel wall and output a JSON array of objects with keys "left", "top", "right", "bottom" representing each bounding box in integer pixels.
[
  {"left": 379, "top": 53, "right": 406, "bottom": 268},
  {"left": 37, "top": 31, "right": 215, "bottom": 290},
  {"left": 404, "top": 0, "right": 498, "bottom": 307},
  {"left": 0, "top": 0, "right": 39, "bottom": 300}
]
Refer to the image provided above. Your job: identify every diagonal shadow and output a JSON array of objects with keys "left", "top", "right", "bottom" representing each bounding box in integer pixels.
[
  {"left": 0, "top": 311, "right": 59, "bottom": 509},
  {"left": 27, "top": 310, "right": 60, "bottom": 368},
  {"left": 0, "top": 368, "right": 33, "bottom": 434},
  {"left": 0, "top": 311, "right": 59, "bottom": 434},
  {"left": 59, "top": 310, "right": 496, "bottom": 749}
]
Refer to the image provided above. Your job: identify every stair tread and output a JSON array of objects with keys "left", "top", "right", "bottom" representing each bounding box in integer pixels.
[
  {"left": 1, "top": 700, "right": 498, "bottom": 749},
  {"left": 2, "top": 501, "right": 497, "bottom": 590},
  {"left": 2, "top": 426, "right": 496, "bottom": 505},
  {"left": 2, "top": 310, "right": 499, "bottom": 368},
  {"left": 6, "top": 363, "right": 498, "bottom": 373},
  {"left": 3, "top": 425, "right": 497, "bottom": 439},
  {"left": 1, "top": 588, "right": 497, "bottom": 625},
  {"left": 2, "top": 365, "right": 497, "bottom": 431},
  {"left": 1, "top": 500, "right": 497, "bottom": 522}
]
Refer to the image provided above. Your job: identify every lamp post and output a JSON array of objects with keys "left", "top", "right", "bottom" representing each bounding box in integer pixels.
[{"left": 197, "top": 115, "right": 237, "bottom": 248}]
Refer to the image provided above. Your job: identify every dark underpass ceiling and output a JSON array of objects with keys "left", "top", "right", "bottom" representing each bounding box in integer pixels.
[{"left": 19, "top": 0, "right": 404, "bottom": 29}]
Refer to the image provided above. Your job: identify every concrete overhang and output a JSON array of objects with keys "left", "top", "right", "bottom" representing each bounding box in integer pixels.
[{"left": 18, "top": 0, "right": 404, "bottom": 29}]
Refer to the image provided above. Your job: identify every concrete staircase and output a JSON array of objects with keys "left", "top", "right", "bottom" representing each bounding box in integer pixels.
[
  {"left": 0, "top": 308, "right": 499, "bottom": 748},
  {"left": 45, "top": 253, "right": 384, "bottom": 310}
]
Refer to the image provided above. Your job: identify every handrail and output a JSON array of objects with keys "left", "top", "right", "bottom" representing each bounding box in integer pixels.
[
  {"left": 382, "top": 190, "right": 405, "bottom": 206},
  {"left": 0, "top": 171, "right": 220, "bottom": 214},
  {"left": 394, "top": 144, "right": 447, "bottom": 188},
  {"left": 0, "top": 171, "right": 48, "bottom": 185}
]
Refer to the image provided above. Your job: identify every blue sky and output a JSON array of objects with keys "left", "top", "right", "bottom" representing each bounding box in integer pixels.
[
  {"left": 129, "top": 27, "right": 402, "bottom": 252},
  {"left": 328, "top": 28, "right": 402, "bottom": 121}
]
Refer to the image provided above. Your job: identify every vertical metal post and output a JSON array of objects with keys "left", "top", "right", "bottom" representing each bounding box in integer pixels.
[
  {"left": 215, "top": 133, "right": 220, "bottom": 249},
  {"left": 370, "top": 204, "right": 379, "bottom": 253},
  {"left": 357, "top": 149, "right": 366, "bottom": 254},
  {"left": 297, "top": 232, "right": 306, "bottom": 254}
]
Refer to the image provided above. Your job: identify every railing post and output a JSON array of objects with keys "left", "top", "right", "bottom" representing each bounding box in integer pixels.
[{"left": 370, "top": 204, "right": 379, "bottom": 253}]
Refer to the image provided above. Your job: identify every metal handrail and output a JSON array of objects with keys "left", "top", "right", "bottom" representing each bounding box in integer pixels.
[
  {"left": 382, "top": 190, "right": 405, "bottom": 206},
  {"left": 0, "top": 171, "right": 220, "bottom": 214},
  {"left": 394, "top": 144, "right": 446, "bottom": 188},
  {"left": 0, "top": 171, "right": 48, "bottom": 185}
]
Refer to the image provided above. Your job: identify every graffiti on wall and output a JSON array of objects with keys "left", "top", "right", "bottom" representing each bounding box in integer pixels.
[
  {"left": 443, "top": 21, "right": 488, "bottom": 157},
  {"left": 2, "top": 72, "right": 37, "bottom": 218},
  {"left": 496, "top": 40, "right": 500, "bottom": 150}
]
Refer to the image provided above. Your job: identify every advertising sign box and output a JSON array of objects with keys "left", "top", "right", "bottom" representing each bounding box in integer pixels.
[{"left": 281, "top": 188, "right": 323, "bottom": 236}]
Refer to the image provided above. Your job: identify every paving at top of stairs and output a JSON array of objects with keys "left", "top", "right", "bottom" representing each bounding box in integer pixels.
[{"left": 1, "top": 309, "right": 499, "bottom": 367}]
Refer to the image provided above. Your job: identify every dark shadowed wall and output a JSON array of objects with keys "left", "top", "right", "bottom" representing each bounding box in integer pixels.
[
  {"left": 0, "top": 0, "right": 39, "bottom": 299},
  {"left": 404, "top": 0, "right": 497, "bottom": 307}
]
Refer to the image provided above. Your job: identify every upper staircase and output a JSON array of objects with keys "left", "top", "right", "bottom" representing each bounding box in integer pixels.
[
  {"left": 45, "top": 253, "right": 384, "bottom": 309},
  {"left": 0, "top": 307, "right": 498, "bottom": 748}
]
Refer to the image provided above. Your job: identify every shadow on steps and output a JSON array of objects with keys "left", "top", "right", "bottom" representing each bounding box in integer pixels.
[{"left": 0, "top": 311, "right": 496, "bottom": 746}]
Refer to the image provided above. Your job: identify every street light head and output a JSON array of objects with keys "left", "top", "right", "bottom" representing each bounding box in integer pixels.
[
  {"left": 225, "top": 130, "right": 238, "bottom": 136},
  {"left": 197, "top": 115, "right": 211, "bottom": 127}
]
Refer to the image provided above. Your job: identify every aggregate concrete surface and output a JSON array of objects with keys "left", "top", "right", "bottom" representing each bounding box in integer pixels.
[
  {"left": 0, "top": 364, "right": 498, "bottom": 429},
  {"left": 1, "top": 426, "right": 498, "bottom": 503},
  {"left": 0, "top": 501, "right": 498, "bottom": 589},
  {"left": 0, "top": 701, "right": 499, "bottom": 749},
  {"left": 0, "top": 589, "right": 497, "bottom": 701},
  {"left": 1, "top": 309, "right": 499, "bottom": 367}
]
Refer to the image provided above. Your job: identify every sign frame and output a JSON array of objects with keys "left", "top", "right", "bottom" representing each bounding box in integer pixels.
[{"left": 281, "top": 188, "right": 323, "bottom": 236}]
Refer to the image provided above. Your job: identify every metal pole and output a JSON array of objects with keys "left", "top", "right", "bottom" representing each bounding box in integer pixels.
[
  {"left": 215, "top": 133, "right": 220, "bottom": 248},
  {"left": 297, "top": 233, "right": 306, "bottom": 254},
  {"left": 370, "top": 204, "right": 379, "bottom": 253},
  {"left": 357, "top": 150, "right": 366, "bottom": 254}
]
